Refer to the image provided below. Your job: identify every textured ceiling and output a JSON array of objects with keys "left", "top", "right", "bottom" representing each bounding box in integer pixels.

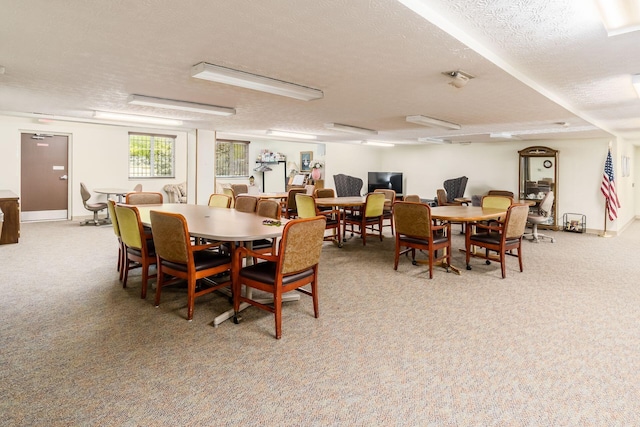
[{"left": 0, "top": 0, "right": 636, "bottom": 145}]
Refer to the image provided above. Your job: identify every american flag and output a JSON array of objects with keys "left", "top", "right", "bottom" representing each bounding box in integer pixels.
[{"left": 601, "top": 149, "right": 621, "bottom": 221}]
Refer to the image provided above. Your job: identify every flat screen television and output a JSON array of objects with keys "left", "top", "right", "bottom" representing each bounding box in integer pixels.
[{"left": 367, "top": 172, "right": 403, "bottom": 196}]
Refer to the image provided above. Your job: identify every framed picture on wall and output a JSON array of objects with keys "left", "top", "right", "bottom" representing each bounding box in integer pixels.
[{"left": 300, "top": 151, "right": 313, "bottom": 172}]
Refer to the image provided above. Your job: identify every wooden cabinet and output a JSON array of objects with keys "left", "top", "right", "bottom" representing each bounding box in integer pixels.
[{"left": 0, "top": 190, "right": 20, "bottom": 244}]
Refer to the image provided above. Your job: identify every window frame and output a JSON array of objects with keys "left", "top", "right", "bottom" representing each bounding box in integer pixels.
[
  {"left": 215, "top": 139, "right": 250, "bottom": 178},
  {"left": 128, "top": 132, "right": 176, "bottom": 179}
]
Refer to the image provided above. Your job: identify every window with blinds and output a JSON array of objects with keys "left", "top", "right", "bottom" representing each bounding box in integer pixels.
[
  {"left": 128, "top": 133, "right": 175, "bottom": 178},
  {"left": 216, "top": 140, "right": 250, "bottom": 177}
]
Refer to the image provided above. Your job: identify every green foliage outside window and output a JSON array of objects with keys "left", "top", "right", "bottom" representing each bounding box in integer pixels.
[{"left": 129, "top": 133, "right": 175, "bottom": 178}]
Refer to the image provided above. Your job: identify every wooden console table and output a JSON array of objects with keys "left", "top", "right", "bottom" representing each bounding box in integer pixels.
[{"left": 0, "top": 190, "right": 20, "bottom": 244}]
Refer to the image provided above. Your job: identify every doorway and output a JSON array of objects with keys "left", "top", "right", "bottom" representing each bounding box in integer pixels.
[{"left": 21, "top": 133, "right": 69, "bottom": 221}]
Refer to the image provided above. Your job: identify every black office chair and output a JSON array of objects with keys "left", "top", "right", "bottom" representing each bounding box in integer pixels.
[
  {"left": 79, "top": 183, "right": 109, "bottom": 226},
  {"left": 333, "top": 174, "right": 363, "bottom": 197},
  {"left": 443, "top": 176, "right": 468, "bottom": 203}
]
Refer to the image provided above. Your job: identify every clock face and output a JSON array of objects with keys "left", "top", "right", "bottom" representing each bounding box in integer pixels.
[{"left": 543, "top": 160, "right": 553, "bottom": 168}]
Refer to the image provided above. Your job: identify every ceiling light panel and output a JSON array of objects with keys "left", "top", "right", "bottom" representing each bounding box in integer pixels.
[
  {"left": 266, "top": 130, "right": 317, "bottom": 140},
  {"left": 594, "top": 0, "right": 640, "bottom": 36},
  {"left": 406, "top": 115, "right": 461, "bottom": 130},
  {"left": 93, "top": 111, "right": 183, "bottom": 126},
  {"left": 417, "top": 137, "right": 452, "bottom": 144},
  {"left": 363, "top": 140, "right": 394, "bottom": 147},
  {"left": 324, "top": 123, "right": 378, "bottom": 135},
  {"left": 128, "top": 95, "right": 235, "bottom": 116},
  {"left": 191, "top": 62, "right": 323, "bottom": 101}
]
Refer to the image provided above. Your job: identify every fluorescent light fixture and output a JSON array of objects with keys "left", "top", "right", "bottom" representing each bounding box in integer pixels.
[
  {"left": 93, "top": 111, "right": 183, "bottom": 126},
  {"left": 489, "top": 132, "right": 515, "bottom": 139},
  {"left": 324, "top": 123, "right": 378, "bottom": 135},
  {"left": 363, "top": 140, "right": 394, "bottom": 147},
  {"left": 633, "top": 74, "right": 640, "bottom": 97},
  {"left": 594, "top": 0, "right": 640, "bottom": 36},
  {"left": 417, "top": 137, "right": 452, "bottom": 144},
  {"left": 191, "top": 62, "right": 323, "bottom": 101},
  {"left": 406, "top": 115, "right": 461, "bottom": 130},
  {"left": 266, "top": 130, "right": 317, "bottom": 140},
  {"left": 127, "top": 95, "right": 235, "bottom": 116}
]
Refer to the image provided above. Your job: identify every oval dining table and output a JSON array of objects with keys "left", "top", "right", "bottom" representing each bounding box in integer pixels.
[{"left": 135, "top": 203, "right": 296, "bottom": 326}]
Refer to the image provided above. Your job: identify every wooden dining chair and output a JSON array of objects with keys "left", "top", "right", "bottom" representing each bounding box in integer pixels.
[
  {"left": 403, "top": 194, "right": 421, "bottom": 203},
  {"left": 393, "top": 201, "right": 451, "bottom": 279},
  {"left": 125, "top": 191, "right": 163, "bottom": 205},
  {"left": 343, "top": 192, "right": 385, "bottom": 245},
  {"left": 150, "top": 210, "right": 233, "bottom": 321},
  {"left": 314, "top": 188, "right": 335, "bottom": 213},
  {"left": 374, "top": 188, "right": 396, "bottom": 236},
  {"left": 234, "top": 195, "right": 258, "bottom": 213},
  {"left": 256, "top": 199, "right": 281, "bottom": 220},
  {"left": 107, "top": 199, "right": 125, "bottom": 281},
  {"left": 480, "top": 195, "right": 513, "bottom": 225},
  {"left": 208, "top": 193, "right": 232, "bottom": 208},
  {"left": 232, "top": 216, "right": 326, "bottom": 339},
  {"left": 296, "top": 193, "right": 342, "bottom": 246},
  {"left": 114, "top": 204, "right": 156, "bottom": 299},
  {"left": 222, "top": 188, "right": 236, "bottom": 208},
  {"left": 282, "top": 187, "right": 306, "bottom": 218},
  {"left": 465, "top": 203, "right": 529, "bottom": 278},
  {"left": 231, "top": 183, "right": 249, "bottom": 196},
  {"left": 250, "top": 199, "right": 282, "bottom": 259}
]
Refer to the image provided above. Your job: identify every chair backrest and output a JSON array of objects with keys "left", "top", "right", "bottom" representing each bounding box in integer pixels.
[
  {"left": 234, "top": 195, "right": 258, "bottom": 213},
  {"left": 80, "top": 182, "right": 91, "bottom": 205},
  {"left": 107, "top": 199, "right": 120, "bottom": 238},
  {"left": 295, "top": 194, "right": 318, "bottom": 218},
  {"left": 114, "top": 205, "right": 144, "bottom": 250},
  {"left": 286, "top": 188, "right": 307, "bottom": 210},
  {"left": 481, "top": 195, "right": 513, "bottom": 210},
  {"left": 256, "top": 199, "right": 280, "bottom": 219},
  {"left": 364, "top": 192, "right": 385, "bottom": 218},
  {"left": 374, "top": 188, "right": 396, "bottom": 211},
  {"left": 443, "top": 176, "right": 468, "bottom": 202},
  {"left": 314, "top": 188, "right": 335, "bottom": 198},
  {"left": 222, "top": 188, "right": 236, "bottom": 207},
  {"left": 393, "top": 201, "right": 433, "bottom": 239},
  {"left": 304, "top": 184, "right": 315, "bottom": 195},
  {"left": 538, "top": 191, "right": 554, "bottom": 217},
  {"left": 504, "top": 204, "right": 530, "bottom": 239},
  {"left": 374, "top": 188, "right": 396, "bottom": 202},
  {"left": 125, "top": 191, "right": 163, "bottom": 205},
  {"left": 333, "top": 174, "right": 363, "bottom": 197},
  {"left": 208, "top": 193, "right": 232, "bottom": 208},
  {"left": 487, "top": 190, "right": 514, "bottom": 198},
  {"left": 403, "top": 194, "right": 421, "bottom": 203},
  {"left": 132, "top": 184, "right": 143, "bottom": 192},
  {"left": 149, "top": 210, "right": 190, "bottom": 264},
  {"left": 278, "top": 216, "right": 327, "bottom": 275},
  {"left": 436, "top": 189, "right": 448, "bottom": 206},
  {"left": 231, "top": 184, "right": 248, "bottom": 196}
]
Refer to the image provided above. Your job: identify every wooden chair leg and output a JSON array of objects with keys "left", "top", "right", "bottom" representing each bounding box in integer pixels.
[
  {"left": 154, "top": 265, "right": 164, "bottom": 307},
  {"left": 274, "top": 294, "right": 283, "bottom": 339}
]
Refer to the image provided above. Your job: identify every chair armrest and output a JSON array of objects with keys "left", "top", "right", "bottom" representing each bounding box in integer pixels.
[
  {"left": 191, "top": 242, "right": 222, "bottom": 252},
  {"left": 475, "top": 221, "right": 503, "bottom": 232},
  {"left": 236, "top": 245, "right": 279, "bottom": 263}
]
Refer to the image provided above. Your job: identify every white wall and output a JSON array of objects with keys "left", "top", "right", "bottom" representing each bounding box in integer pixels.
[
  {"left": 379, "top": 137, "right": 635, "bottom": 234},
  {"left": 1, "top": 114, "right": 638, "bottom": 234},
  {"left": 0, "top": 116, "right": 189, "bottom": 218}
]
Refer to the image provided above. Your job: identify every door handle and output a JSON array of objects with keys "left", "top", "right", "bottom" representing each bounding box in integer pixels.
[{"left": 60, "top": 175, "right": 68, "bottom": 180}]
